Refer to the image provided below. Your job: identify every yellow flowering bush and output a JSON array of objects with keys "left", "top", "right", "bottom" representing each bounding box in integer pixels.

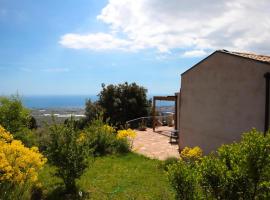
[
  {"left": 116, "top": 129, "right": 136, "bottom": 150},
  {"left": 0, "top": 125, "right": 47, "bottom": 185},
  {"left": 180, "top": 146, "right": 202, "bottom": 161},
  {"left": 76, "top": 132, "right": 87, "bottom": 144},
  {"left": 116, "top": 129, "right": 136, "bottom": 139},
  {"left": 84, "top": 120, "right": 131, "bottom": 156},
  {"left": 102, "top": 124, "right": 115, "bottom": 134},
  {"left": 0, "top": 125, "right": 13, "bottom": 142}
]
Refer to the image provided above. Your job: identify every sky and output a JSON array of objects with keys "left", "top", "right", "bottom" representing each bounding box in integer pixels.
[{"left": 0, "top": 0, "right": 270, "bottom": 96}]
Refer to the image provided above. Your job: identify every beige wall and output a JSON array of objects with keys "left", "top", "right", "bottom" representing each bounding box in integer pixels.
[{"left": 179, "top": 52, "right": 270, "bottom": 154}]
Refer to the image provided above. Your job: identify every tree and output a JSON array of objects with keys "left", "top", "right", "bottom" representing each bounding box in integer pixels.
[
  {"left": 46, "top": 119, "right": 91, "bottom": 193},
  {"left": 0, "top": 95, "right": 36, "bottom": 146},
  {"left": 98, "top": 82, "right": 151, "bottom": 127},
  {"left": 85, "top": 99, "right": 103, "bottom": 123},
  {"left": 0, "top": 95, "right": 31, "bottom": 133},
  {"left": 29, "top": 116, "right": 38, "bottom": 129}
]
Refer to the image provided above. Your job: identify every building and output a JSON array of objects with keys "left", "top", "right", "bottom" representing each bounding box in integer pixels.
[{"left": 177, "top": 50, "right": 270, "bottom": 154}]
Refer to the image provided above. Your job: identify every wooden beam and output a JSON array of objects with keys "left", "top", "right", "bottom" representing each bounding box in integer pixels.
[
  {"left": 153, "top": 95, "right": 177, "bottom": 132},
  {"left": 153, "top": 96, "right": 176, "bottom": 101}
]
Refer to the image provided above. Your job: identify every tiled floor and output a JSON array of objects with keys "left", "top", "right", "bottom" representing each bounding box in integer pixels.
[{"left": 132, "top": 126, "right": 179, "bottom": 160}]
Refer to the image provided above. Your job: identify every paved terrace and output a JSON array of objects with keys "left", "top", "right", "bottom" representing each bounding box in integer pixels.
[{"left": 132, "top": 126, "right": 179, "bottom": 160}]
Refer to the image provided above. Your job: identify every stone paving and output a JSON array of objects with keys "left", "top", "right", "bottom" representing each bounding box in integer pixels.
[{"left": 132, "top": 126, "right": 179, "bottom": 160}]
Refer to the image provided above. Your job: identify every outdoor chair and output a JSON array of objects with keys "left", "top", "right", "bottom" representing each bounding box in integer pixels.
[{"left": 170, "top": 130, "right": 179, "bottom": 143}]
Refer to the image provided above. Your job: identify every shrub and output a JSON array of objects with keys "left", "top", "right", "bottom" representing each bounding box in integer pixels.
[
  {"left": 199, "top": 155, "right": 229, "bottom": 199},
  {"left": 161, "top": 157, "right": 179, "bottom": 171},
  {"left": 116, "top": 128, "right": 136, "bottom": 148},
  {"left": 167, "top": 160, "right": 201, "bottom": 200},
  {"left": 111, "top": 137, "right": 130, "bottom": 154},
  {"left": 167, "top": 129, "right": 270, "bottom": 200},
  {"left": 0, "top": 95, "right": 36, "bottom": 146},
  {"left": 46, "top": 120, "right": 91, "bottom": 193},
  {"left": 0, "top": 125, "right": 46, "bottom": 200},
  {"left": 12, "top": 127, "right": 37, "bottom": 147},
  {"left": 84, "top": 119, "right": 130, "bottom": 156},
  {"left": 180, "top": 146, "right": 203, "bottom": 163},
  {"left": 211, "top": 129, "right": 270, "bottom": 199},
  {"left": 116, "top": 128, "right": 136, "bottom": 139}
]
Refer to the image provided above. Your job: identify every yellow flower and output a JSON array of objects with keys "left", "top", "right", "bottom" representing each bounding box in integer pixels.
[
  {"left": 0, "top": 125, "right": 47, "bottom": 185},
  {"left": 116, "top": 129, "right": 136, "bottom": 139},
  {"left": 0, "top": 125, "right": 13, "bottom": 142},
  {"left": 76, "top": 132, "right": 87, "bottom": 143},
  {"left": 102, "top": 124, "right": 115, "bottom": 134},
  {"left": 180, "top": 146, "right": 202, "bottom": 161}
]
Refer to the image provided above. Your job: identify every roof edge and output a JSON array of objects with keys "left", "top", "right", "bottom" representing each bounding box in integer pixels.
[
  {"left": 181, "top": 49, "right": 270, "bottom": 76},
  {"left": 217, "top": 49, "right": 270, "bottom": 65},
  {"left": 181, "top": 50, "right": 219, "bottom": 76}
]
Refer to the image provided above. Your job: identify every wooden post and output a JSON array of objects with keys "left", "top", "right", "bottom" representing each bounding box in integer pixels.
[{"left": 153, "top": 97, "right": 156, "bottom": 132}]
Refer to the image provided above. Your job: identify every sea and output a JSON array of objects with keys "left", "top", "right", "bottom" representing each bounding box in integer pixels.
[{"left": 21, "top": 95, "right": 175, "bottom": 109}]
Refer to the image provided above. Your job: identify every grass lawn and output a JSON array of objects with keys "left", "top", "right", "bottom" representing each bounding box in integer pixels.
[{"left": 39, "top": 153, "right": 175, "bottom": 200}]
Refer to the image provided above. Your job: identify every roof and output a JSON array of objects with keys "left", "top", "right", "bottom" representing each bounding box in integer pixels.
[
  {"left": 182, "top": 49, "right": 270, "bottom": 76},
  {"left": 219, "top": 49, "right": 270, "bottom": 64}
]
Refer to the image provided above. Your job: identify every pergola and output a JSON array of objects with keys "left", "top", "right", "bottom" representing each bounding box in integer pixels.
[{"left": 152, "top": 95, "right": 178, "bottom": 131}]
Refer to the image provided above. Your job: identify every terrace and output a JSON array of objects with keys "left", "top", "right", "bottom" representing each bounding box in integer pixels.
[{"left": 133, "top": 126, "right": 179, "bottom": 160}]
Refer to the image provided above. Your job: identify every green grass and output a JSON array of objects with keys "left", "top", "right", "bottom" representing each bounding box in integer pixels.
[{"left": 39, "top": 153, "right": 174, "bottom": 200}]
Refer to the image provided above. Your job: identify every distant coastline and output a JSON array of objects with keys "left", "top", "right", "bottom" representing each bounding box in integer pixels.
[
  {"left": 22, "top": 95, "right": 175, "bottom": 127},
  {"left": 20, "top": 95, "right": 175, "bottom": 109},
  {"left": 21, "top": 95, "right": 98, "bottom": 109}
]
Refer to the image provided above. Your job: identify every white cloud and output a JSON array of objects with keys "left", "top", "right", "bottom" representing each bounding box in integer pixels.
[
  {"left": 182, "top": 50, "right": 208, "bottom": 58},
  {"left": 59, "top": 33, "right": 138, "bottom": 51},
  {"left": 60, "top": 0, "right": 270, "bottom": 56}
]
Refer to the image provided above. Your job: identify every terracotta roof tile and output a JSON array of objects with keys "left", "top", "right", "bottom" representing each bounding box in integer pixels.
[{"left": 219, "top": 49, "right": 270, "bottom": 64}]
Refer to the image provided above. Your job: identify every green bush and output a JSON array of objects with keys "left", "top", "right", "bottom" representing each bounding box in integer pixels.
[
  {"left": 84, "top": 119, "right": 130, "bottom": 156},
  {"left": 111, "top": 137, "right": 130, "bottom": 154},
  {"left": 161, "top": 157, "right": 179, "bottom": 171},
  {"left": 168, "top": 129, "right": 270, "bottom": 200},
  {"left": 0, "top": 182, "right": 33, "bottom": 200},
  {"left": 46, "top": 119, "right": 92, "bottom": 193},
  {"left": 167, "top": 160, "right": 201, "bottom": 200},
  {"left": 0, "top": 95, "right": 36, "bottom": 146},
  {"left": 0, "top": 95, "right": 30, "bottom": 132}
]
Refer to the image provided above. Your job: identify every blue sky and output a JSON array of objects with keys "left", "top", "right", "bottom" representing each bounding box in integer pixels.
[{"left": 0, "top": 0, "right": 269, "bottom": 95}]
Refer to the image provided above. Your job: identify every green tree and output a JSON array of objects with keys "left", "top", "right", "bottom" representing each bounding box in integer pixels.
[
  {"left": 29, "top": 116, "right": 38, "bottom": 129},
  {"left": 98, "top": 82, "right": 151, "bottom": 127},
  {"left": 0, "top": 95, "right": 30, "bottom": 133},
  {"left": 84, "top": 99, "right": 103, "bottom": 123},
  {"left": 0, "top": 95, "right": 36, "bottom": 146},
  {"left": 46, "top": 119, "right": 91, "bottom": 193}
]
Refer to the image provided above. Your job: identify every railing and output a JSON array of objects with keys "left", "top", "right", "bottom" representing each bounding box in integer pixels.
[{"left": 125, "top": 114, "right": 175, "bottom": 130}]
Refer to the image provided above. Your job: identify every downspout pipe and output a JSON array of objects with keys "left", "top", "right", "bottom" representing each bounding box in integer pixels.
[{"left": 264, "top": 72, "right": 270, "bottom": 135}]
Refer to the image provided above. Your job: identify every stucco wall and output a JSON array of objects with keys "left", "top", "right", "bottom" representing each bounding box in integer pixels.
[{"left": 179, "top": 52, "right": 270, "bottom": 154}]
